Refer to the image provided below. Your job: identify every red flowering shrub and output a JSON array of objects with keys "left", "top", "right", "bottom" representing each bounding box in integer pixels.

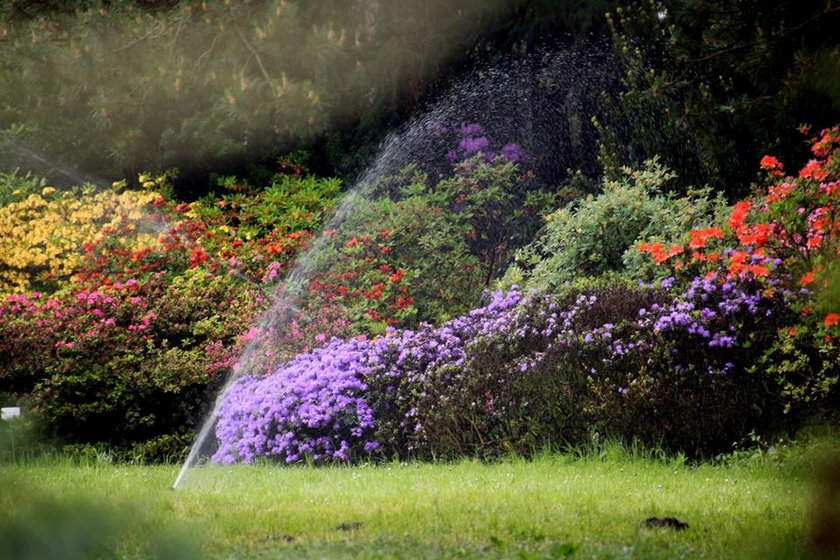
[
  {"left": 638, "top": 125, "right": 840, "bottom": 418},
  {"left": 73, "top": 171, "right": 339, "bottom": 290}
]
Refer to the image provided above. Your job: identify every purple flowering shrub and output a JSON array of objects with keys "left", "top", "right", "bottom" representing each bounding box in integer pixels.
[
  {"left": 581, "top": 274, "right": 790, "bottom": 453},
  {"left": 446, "top": 123, "right": 530, "bottom": 166},
  {"left": 214, "top": 289, "right": 522, "bottom": 463},
  {"left": 215, "top": 269, "right": 795, "bottom": 463},
  {"left": 214, "top": 338, "right": 378, "bottom": 464},
  {"left": 416, "top": 273, "right": 787, "bottom": 458},
  {"left": 414, "top": 279, "right": 678, "bottom": 458}
]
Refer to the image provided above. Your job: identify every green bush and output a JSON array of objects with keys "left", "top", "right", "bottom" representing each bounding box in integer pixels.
[
  {"left": 277, "top": 153, "right": 553, "bottom": 351},
  {"left": 0, "top": 169, "right": 47, "bottom": 208},
  {"left": 502, "top": 158, "right": 727, "bottom": 291}
]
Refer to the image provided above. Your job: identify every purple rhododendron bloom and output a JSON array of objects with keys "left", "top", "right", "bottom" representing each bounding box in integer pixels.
[
  {"left": 459, "top": 135, "right": 490, "bottom": 154},
  {"left": 500, "top": 143, "right": 529, "bottom": 163},
  {"left": 460, "top": 123, "right": 484, "bottom": 136}
]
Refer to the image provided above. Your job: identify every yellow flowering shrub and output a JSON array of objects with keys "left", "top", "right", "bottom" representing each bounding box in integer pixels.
[{"left": 0, "top": 186, "right": 163, "bottom": 294}]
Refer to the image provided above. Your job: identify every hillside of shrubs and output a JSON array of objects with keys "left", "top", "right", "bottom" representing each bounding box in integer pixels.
[{"left": 1, "top": 123, "right": 838, "bottom": 463}]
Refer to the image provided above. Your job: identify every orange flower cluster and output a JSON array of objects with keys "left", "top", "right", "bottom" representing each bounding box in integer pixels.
[
  {"left": 637, "top": 242, "right": 684, "bottom": 265},
  {"left": 688, "top": 227, "right": 724, "bottom": 249}
]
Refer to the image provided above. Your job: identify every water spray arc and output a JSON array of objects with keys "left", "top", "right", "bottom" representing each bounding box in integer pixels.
[
  {"left": 170, "top": 116, "right": 452, "bottom": 488},
  {"left": 171, "top": 46, "right": 612, "bottom": 487},
  {"left": 0, "top": 136, "right": 110, "bottom": 189}
]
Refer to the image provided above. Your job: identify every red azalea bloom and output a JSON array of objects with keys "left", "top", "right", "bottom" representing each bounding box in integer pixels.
[
  {"left": 728, "top": 201, "right": 751, "bottom": 230},
  {"left": 189, "top": 246, "right": 207, "bottom": 268},
  {"left": 760, "top": 155, "right": 784, "bottom": 176},
  {"left": 800, "top": 160, "right": 827, "bottom": 181},
  {"left": 688, "top": 226, "right": 724, "bottom": 249}
]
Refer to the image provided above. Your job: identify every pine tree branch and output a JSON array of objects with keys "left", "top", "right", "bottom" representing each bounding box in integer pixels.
[
  {"left": 236, "top": 26, "right": 274, "bottom": 87},
  {"left": 688, "top": 5, "right": 840, "bottom": 64}
]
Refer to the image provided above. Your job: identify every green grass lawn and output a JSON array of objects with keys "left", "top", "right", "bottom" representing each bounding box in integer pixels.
[{"left": 1, "top": 438, "right": 837, "bottom": 560}]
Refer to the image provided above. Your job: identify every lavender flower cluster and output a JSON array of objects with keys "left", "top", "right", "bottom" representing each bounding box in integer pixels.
[
  {"left": 214, "top": 271, "right": 783, "bottom": 463},
  {"left": 446, "top": 123, "right": 529, "bottom": 164}
]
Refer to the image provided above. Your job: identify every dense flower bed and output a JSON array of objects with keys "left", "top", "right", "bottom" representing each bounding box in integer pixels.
[
  {"left": 2, "top": 124, "right": 837, "bottom": 461},
  {"left": 215, "top": 268, "right": 789, "bottom": 461},
  {"left": 0, "top": 168, "right": 339, "bottom": 458},
  {"left": 214, "top": 289, "right": 522, "bottom": 463},
  {"left": 0, "top": 183, "right": 162, "bottom": 294}
]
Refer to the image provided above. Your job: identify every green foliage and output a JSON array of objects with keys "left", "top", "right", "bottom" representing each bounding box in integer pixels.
[
  {"left": 287, "top": 154, "right": 553, "bottom": 345},
  {"left": 197, "top": 171, "right": 341, "bottom": 241},
  {"left": 503, "top": 159, "right": 726, "bottom": 291},
  {"left": 0, "top": 169, "right": 46, "bottom": 207},
  {"left": 818, "top": 257, "right": 840, "bottom": 315},
  {"left": 322, "top": 193, "right": 482, "bottom": 328},
  {"left": 436, "top": 156, "right": 555, "bottom": 285},
  {"left": 757, "top": 323, "right": 840, "bottom": 419}
]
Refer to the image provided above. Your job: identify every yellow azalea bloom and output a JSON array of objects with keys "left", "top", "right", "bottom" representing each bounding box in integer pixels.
[{"left": 0, "top": 188, "right": 165, "bottom": 294}]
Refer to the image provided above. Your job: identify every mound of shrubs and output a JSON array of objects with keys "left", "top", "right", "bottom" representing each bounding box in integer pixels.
[
  {"left": 2, "top": 123, "right": 838, "bottom": 462},
  {"left": 0, "top": 166, "right": 340, "bottom": 459},
  {"left": 215, "top": 125, "right": 840, "bottom": 462}
]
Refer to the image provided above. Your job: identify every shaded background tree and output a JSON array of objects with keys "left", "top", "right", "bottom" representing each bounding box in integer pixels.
[
  {"left": 598, "top": 0, "right": 840, "bottom": 197},
  {"left": 0, "top": 0, "right": 617, "bottom": 197}
]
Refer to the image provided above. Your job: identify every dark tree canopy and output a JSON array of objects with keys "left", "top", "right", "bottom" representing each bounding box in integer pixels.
[{"left": 598, "top": 0, "right": 840, "bottom": 197}]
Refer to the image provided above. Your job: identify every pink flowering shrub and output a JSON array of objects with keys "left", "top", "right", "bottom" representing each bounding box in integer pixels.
[{"left": 0, "top": 272, "right": 263, "bottom": 459}]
